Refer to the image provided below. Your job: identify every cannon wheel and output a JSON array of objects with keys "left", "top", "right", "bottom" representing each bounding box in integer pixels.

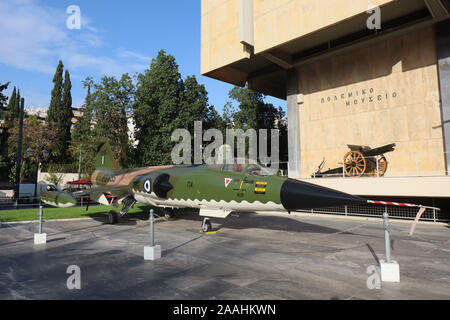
[
  {"left": 344, "top": 150, "right": 366, "bottom": 177},
  {"left": 368, "top": 155, "right": 388, "bottom": 177}
]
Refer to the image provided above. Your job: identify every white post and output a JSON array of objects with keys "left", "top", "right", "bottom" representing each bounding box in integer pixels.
[
  {"left": 34, "top": 205, "right": 47, "bottom": 245},
  {"left": 150, "top": 209, "right": 154, "bottom": 247},
  {"left": 144, "top": 209, "right": 161, "bottom": 261},
  {"left": 383, "top": 212, "right": 391, "bottom": 263},
  {"left": 379, "top": 211, "right": 400, "bottom": 282},
  {"left": 39, "top": 205, "right": 43, "bottom": 234}
]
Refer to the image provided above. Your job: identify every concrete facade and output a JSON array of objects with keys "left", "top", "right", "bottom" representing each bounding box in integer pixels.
[
  {"left": 252, "top": 0, "right": 395, "bottom": 54},
  {"left": 436, "top": 19, "right": 450, "bottom": 174},
  {"left": 201, "top": 0, "right": 250, "bottom": 77},
  {"left": 201, "top": 1, "right": 450, "bottom": 193},
  {"left": 296, "top": 27, "right": 446, "bottom": 178},
  {"left": 286, "top": 69, "right": 301, "bottom": 179}
]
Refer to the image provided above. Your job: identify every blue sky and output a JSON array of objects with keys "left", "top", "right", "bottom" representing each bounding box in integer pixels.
[{"left": 0, "top": 0, "right": 285, "bottom": 114}]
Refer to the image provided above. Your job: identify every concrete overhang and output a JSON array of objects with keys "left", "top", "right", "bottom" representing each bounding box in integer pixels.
[{"left": 202, "top": 0, "right": 450, "bottom": 100}]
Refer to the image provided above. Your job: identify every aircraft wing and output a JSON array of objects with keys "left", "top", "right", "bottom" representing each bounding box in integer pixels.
[
  {"left": 41, "top": 185, "right": 132, "bottom": 208},
  {"left": 73, "top": 185, "right": 132, "bottom": 206}
]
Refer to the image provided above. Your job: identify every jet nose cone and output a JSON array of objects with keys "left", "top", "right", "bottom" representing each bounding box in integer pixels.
[
  {"left": 41, "top": 191, "right": 77, "bottom": 208},
  {"left": 280, "top": 179, "right": 367, "bottom": 211},
  {"left": 59, "top": 193, "right": 77, "bottom": 207}
]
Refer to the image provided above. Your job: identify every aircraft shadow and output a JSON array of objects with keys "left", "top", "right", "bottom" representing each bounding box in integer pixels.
[
  {"left": 86, "top": 206, "right": 155, "bottom": 226},
  {"left": 173, "top": 211, "right": 354, "bottom": 236}
]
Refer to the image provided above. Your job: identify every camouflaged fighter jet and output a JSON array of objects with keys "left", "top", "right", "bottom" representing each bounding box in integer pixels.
[{"left": 41, "top": 142, "right": 367, "bottom": 232}]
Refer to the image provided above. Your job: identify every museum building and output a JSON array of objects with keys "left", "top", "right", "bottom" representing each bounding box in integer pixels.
[{"left": 201, "top": 0, "right": 450, "bottom": 218}]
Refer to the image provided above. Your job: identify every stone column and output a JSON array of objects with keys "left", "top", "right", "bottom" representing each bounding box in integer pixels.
[
  {"left": 286, "top": 69, "right": 301, "bottom": 179},
  {"left": 436, "top": 19, "right": 450, "bottom": 174}
]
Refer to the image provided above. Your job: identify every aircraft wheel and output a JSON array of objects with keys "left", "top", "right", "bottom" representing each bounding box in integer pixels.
[
  {"left": 202, "top": 219, "right": 212, "bottom": 233},
  {"left": 108, "top": 210, "right": 119, "bottom": 224},
  {"left": 164, "top": 208, "right": 174, "bottom": 220}
]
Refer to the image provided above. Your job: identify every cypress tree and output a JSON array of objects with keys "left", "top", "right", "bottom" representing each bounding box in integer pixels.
[
  {"left": 6, "top": 87, "right": 16, "bottom": 126},
  {"left": 15, "top": 89, "right": 21, "bottom": 119},
  {"left": 48, "top": 60, "right": 64, "bottom": 124},
  {"left": 7, "top": 87, "right": 16, "bottom": 114},
  {"left": 61, "top": 69, "right": 73, "bottom": 146},
  {"left": 72, "top": 77, "right": 93, "bottom": 143}
]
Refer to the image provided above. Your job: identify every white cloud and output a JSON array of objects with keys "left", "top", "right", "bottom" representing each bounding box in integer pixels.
[
  {"left": 117, "top": 49, "right": 152, "bottom": 63},
  {"left": 0, "top": 0, "right": 151, "bottom": 77}
]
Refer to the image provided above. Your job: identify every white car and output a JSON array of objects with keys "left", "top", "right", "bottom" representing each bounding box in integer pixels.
[{"left": 18, "top": 183, "right": 58, "bottom": 203}]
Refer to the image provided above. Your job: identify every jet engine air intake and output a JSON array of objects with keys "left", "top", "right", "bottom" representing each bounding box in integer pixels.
[{"left": 153, "top": 174, "right": 173, "bottom": 198}]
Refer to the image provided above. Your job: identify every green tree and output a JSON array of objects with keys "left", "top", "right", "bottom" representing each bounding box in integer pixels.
[
  {"left": 225, "top": 85, "right": 288, "bottom": 163},
  {"left": 0, "top": 82, "right": 10, "bottom": 108},
  {"left": 47, "top": 61, "right": 73, "bottom": 162},
  {"left": 0, "top": 82, "right": 10, "bottom": 180},
  {"left": 76, "top": 74, "right": 135, "bottom": 167},
  {"left": 48, "top": 60, "right": 64, "bottom": 124},
  {"left": 72, "top": 77, "right": 94, "bottom": 143},
  {"left": 134, "top": 50, "right": 222, "bottom": 166},
  {"left": 227, "top": 85, "right": 262, "bottom": 130},
  {"left": 15, "top": 89, "right": 21, "bottom": 120},
  {"left": 7, "top": 117, "right": 59, "bottom": 182},
  {"left": 134, "top": 50, "right": 185, "bottom": 166},
  {"left": 58, "top": 69, "right": 73, "bottom": 156},
  {"left": 71, "top": 77, "right": 98, "bottom": 176},
  {"left": 6, "top": 86, "right": 16, "bottom": 121},
  {"left": 182, "top": 75, "right": 222, "bottom": 131}
]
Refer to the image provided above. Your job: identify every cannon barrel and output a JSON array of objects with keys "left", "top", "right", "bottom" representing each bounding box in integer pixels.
[{"left": 347, "top": 143, "right": 396, "bottom": 157}]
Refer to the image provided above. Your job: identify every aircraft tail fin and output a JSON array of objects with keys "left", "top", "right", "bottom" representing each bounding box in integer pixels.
[{"left": 95, "top": 140, "right": 121, "bottom": 170}]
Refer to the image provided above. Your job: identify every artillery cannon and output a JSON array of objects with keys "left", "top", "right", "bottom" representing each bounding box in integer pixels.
[{"left": 313, "top": 143, "right": 396, "bottom": 178}]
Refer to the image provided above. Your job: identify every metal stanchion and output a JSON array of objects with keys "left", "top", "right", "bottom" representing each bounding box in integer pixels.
[
  {"left": 379, "top": 210, "right": 400, "bottom": 282},
  {"left": 383, "top": 211, "right": 391, "bottom": 263},
  {"left": 150, "top": 209, "right": 154, "bottom": 247},
  {"left": 144, "top": 209, "right": 161, "bottom": 261},
  {"left": 34, "top": 204, "right": 47, "bottom": 245},
  {"left": 39, "top": 205, "right": 43, "bottom": 235}
]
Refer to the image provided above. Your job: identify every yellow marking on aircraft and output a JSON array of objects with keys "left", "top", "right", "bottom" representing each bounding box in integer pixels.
[
  {"left": 254, "top": 188, "right": 267, "bottom": 193},
  {"left": 256, "top": 181, "right": 268, "bottom": 186}
]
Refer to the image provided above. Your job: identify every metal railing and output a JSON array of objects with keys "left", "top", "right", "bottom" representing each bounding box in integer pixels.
[
  {"left": 296, "top": 203, "right": 449, "bottom": 223},
  {"left": 0, "top": 195, "right": 92, "bottom": 210},
  {"left": 1, "top": 196, "right": 448, "bottom": 223},
  {"left": 277, "top": 151, "right": 450, "bottom": 179}
]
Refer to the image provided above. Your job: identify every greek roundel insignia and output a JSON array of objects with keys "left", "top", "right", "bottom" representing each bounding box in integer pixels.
[
  {"left": 144, "top": 179, "right": 152, "bottom": 194},
  {"left": 225, "top": 178, "right": 232, "bottom": 188}
]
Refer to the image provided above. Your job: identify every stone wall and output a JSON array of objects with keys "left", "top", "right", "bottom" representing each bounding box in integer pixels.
[
  {"left": 39, "top": 173, "right": 81, "bottom": 190},
  {"left": 296, "top": 27, "right": 446, "bottom": 178},
  {"left": 201, "top": 0, "right": 247, "bottom": 75},
  {"left": 253, "top": 0, "right": 395, "bottom": 53}
]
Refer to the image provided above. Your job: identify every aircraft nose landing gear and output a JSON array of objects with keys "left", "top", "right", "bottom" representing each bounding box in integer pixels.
[
  {"left": 164, "top": 208, "right": 174, "bottom": 220},
  {"left": 201, "top": 218, "right": 212, "bottom": 233},
  {"left": 108, "top": 197, "right": 137, "bottom": 224},
  {"left": 108, "top": 210, "right": 119, "bottom": 224}
]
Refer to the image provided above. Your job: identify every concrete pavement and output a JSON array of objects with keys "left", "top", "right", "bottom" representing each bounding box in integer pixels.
[{"left": 0, "top": 211, "right": 449, "bottom": 300}]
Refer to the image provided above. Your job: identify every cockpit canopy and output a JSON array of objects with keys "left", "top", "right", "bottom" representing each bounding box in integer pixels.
[{"left": 208, "top": 158, "right": 278, "bottom": 176}]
